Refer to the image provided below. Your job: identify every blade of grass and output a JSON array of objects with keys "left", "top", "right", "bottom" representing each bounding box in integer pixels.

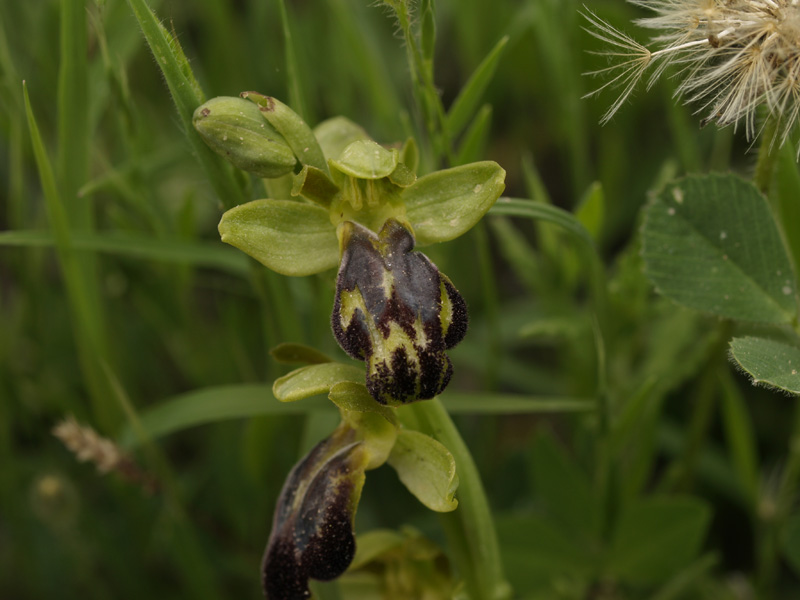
[
  {"left": 276, "top": 0, "right": 308, "bottom": 121},
  {"left": 490, "top": 197, "right": 594, "bottom": 247},
  {"left": 125, "top": 0, "right": 247, "bottom": 209},
  {"left": 57, "top": 0, "right": 90, "bottom": 225},
  {"left": 0, "top": 230, "right": 250, "bottom": 275},
  {"left": 445, "top": 35, "right": 508, "bottom": 140},
  {"left": 455, "top": 104, "right": 492, "bottom": 166},
  {"left": 24, "top": 81, "right": 119, "bottom": 431},
  {"left": 0, "top": 18, "right": 24, "bottom": 228},
  {"left": 119, "top": 384, "right": 592, "bottom": 447}
]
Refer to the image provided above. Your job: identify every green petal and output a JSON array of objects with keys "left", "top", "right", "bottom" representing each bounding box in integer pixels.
[
  {"left": 218, "top": 199, "right": 338, "bottom": 276},
  {"left": 273, "top": 363, "right": 366, "bottom": 403},
  {"left": 403, "top": 161, "right": 506, "bottom": 245},
  {"left": 313, "top": 116, "right": 371, "bottom": 162},
  {"left": 330, "top": 140, "right": 399, "bottom": 179},
  {"left": 387, "top": 429, "right": 459, "bottom": 512}
]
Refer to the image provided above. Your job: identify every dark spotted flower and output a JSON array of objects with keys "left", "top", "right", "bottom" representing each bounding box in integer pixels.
[
  {"left": 262, "top": 424, "right": 369, "bottom": 600},
  {"left": 332, "top": 218, "right": 467, "bottom": 405}
]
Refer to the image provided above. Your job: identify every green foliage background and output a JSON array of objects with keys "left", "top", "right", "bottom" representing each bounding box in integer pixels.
[{"left": 2, "top": 0, "right": 800, "bottom": 598}]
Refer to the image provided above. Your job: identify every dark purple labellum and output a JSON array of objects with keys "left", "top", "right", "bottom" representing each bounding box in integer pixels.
[
  {"left": 262, "top": 426, "right": 368, "bottom": 599},
  {"left": 331, "top": 218, "right": 468, "bottom": 406}
]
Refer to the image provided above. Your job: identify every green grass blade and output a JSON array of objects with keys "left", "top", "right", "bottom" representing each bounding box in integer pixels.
[
  {"left": 118, "top": 386, "right": 334, "bottom": 447},
  {"left": 490, "top": 197, "right": 595, "bottom": 247},
  {"left": 23, "top": 81, "right": 117, "bottom": 430},
  {"left": 125, "top": 0, "right": 247, "bottom": 209},
  {"left": 119, "top": 385, "right": 592, "bottom": 448},
  {"left": 57, "top": 0, "right": 90, "bottom": 223},
  {"left": 276, "top": 0, "right": 308, "bottom": 121},
  {"left": 455, "top": 104, "right": 492, "bottom": 166},
  {"left": 445, "top": 35, "right": 508, "bottom": 140},
  {"left": 0, "top": 230, "right": 250, "bottom": 275}
]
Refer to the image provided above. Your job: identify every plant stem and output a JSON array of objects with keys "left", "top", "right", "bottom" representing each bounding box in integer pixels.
[
  {"left": 753, "top": 114, "right": 780, "bottom": 195},
  {"left": 757, "top": 395, "right": 800, "bottom": 596},
  {"left": 408, "top": 398, "right": 511, "bottom": 600}
]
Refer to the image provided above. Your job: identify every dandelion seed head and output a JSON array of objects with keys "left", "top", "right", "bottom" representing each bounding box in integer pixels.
[{"left": 584, "top": 0, "right": 800, "bottom": 151}]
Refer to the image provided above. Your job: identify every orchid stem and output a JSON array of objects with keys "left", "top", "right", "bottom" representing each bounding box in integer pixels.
[{"left": 407, "top": 398, "right": 511, "bottom": 600}]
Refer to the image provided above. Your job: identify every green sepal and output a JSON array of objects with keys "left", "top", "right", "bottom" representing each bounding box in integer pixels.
[
  {"left": 313, "top": 116, "right": 371, "bottom": 162},
  {"left": 329, "top": 381, "right": 398, "bottom": 426},
  {"left": 241, "top": 91, "right": 330, "bottom": 176},
  {"left": 273, "top": 363, "right": 366, "bottom": 403},
  {"left": 292, "top": 165, "right": 340, "bottom": 207},
  {"left": 192, "top": 96, "right": 297, "bottom": 179},
  {"left": 270, "top": 343, "right": 334, "bottom": 365},
  {"left": 330, "top": 140, "right": 399, "bottom": 180},
  {"left": 387, "top": 429, "right": 459, "bottom": 512},
  {"left": 403, "top": 161, "right": 506, "bottom": 245},
  {"left": 218, "top": 199, "right": 339, "bottom": 276}
]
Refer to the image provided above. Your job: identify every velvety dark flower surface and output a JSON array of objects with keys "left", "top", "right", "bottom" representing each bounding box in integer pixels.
[
  {"left": 262, "top": 426, "right": 369, "bottom": 599},
  {"left": 332, "top": 218, "right": 468, "bottom": 406}
]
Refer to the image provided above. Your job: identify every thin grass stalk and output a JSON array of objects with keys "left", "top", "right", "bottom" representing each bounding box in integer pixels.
[
  {"left": 24, "top": 82, "right": 119, "bottom": 431},
  {"left": 277, "top": 0, "right": 308, "bottom": 122}
]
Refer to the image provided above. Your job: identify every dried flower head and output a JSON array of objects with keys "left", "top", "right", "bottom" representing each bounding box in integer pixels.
[
  {"left": 53, "top": 416, "right": 156, "bottom": 492},
  {"left": 584, "top": 0, "right": 800, "bottom": 151}
]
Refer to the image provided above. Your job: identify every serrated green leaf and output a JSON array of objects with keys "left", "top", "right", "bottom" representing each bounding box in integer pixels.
[
  {"left": 642, "top": 174, "right": 797, "bottom": 323},
  {"left": 273, "top": 363, "right": 366, "bottom": 403},
  {"left": 403, "top": 162, "right": 505, "bottom": 245},
  {"left": 387, "top": 429, "right": 458, "bottom": 512},
  {"left": 608, "top": 496, "right": 711, "bottom": 584},
  {"left": 729, "top": 336, "right": 800, "bottom": 395},
  {"left": 446, "top": 35, "right": 509, "bottom": 139},
  {"left": 218, "top": 199, "right": 338, "bottom": 276}
]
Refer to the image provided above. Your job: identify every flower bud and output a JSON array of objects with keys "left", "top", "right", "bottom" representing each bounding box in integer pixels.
[
  {"left": 332, "top": 219, "right": 467, "bottom": 406},
  {"left": 193, "top": 96, "right": 296, "bottom": 178}
]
